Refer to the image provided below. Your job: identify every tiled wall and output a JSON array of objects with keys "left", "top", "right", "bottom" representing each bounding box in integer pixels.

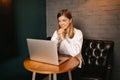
[{"left": 46, "top": 0, "right": 120, "bottom": 80}]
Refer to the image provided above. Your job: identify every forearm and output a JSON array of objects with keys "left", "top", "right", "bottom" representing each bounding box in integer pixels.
[{"left": 62, "top": 39, "right": 83, "bottom": 57}]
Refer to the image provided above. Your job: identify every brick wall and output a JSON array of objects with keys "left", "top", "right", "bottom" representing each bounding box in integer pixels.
[{"left": 46, "top": 0, "right": 120, "bottom": 79}]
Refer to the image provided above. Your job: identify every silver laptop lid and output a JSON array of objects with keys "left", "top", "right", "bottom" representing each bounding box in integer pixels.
[{"left": 26, "top": 38, "right": 59, "bottom": 65}]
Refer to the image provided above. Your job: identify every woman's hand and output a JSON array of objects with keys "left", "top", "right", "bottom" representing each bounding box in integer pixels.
[{"left": 58, "top": 28, "right": 66, "bottom": 40}]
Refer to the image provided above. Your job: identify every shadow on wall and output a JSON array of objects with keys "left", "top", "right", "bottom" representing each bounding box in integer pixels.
[{"left": 0, "top": 0, "right": 17, "bottom": 62}]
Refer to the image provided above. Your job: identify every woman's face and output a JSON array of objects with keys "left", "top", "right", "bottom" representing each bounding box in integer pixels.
[{"left": 58, "top": 15, "right": 72, "bottom": 30}]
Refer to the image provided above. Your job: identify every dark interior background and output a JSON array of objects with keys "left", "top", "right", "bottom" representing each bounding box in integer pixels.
[
  {"left": 0, "top": 0, "right": 46, "bottom": 80},
  {"left": 0, "top": 0, "right": 120, "bottom": 80},
  {"left": 0, "top": 0, "right": 16, "bottom": 61}
]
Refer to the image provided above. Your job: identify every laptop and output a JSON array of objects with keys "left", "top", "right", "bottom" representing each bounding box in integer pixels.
[{"left": 26, "top": 38, "right": 71, "bottom": 65}]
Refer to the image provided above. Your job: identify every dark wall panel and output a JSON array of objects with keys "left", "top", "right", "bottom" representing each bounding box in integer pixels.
[
  {"left": 0, "top": 0, "right": 16, "bottom": 60},
  {"left": 0, "top": 0, "right": 46, "bottom": 80}
]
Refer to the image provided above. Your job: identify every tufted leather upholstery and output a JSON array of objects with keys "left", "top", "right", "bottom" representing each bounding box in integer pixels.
[
  {"left": 82, "top": 39, "right": 114, "bottom": 66},
  {"left": 72, "top": 39, "right": 114, "bottom": 80}
]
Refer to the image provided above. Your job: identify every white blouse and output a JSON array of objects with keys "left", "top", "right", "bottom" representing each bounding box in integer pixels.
[{"left": 51, "top": 28, "right": 83, "bottom": 68}]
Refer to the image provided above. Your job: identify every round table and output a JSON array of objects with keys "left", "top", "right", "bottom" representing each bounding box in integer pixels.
[{"left": 24, "top": 57, "right": 80, "bottom": 80}]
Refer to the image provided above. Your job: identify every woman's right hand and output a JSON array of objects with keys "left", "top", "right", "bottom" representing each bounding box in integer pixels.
[{"left": 57, "top": 28, "right": 65, "bottom": 40}]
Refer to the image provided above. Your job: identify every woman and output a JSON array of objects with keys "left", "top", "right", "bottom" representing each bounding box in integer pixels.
[{"left": 51, "top": 9, "right": 83, "bottom": 68}]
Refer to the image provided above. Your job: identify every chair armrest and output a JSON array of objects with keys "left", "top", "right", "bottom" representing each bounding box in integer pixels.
[
  {"left": 105, "top": 48, "right": 113, "bottom": 80},
  {"left": 105, "top": 65, "right": 112, "bottom": 80},
  {"left": 46, "top": 37, "right": 51, "bottom": 40}
]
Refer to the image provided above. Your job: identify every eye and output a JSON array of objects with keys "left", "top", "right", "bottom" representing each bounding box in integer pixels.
[{"left": 62, "top": 19, "right": 67, "bottom": 22}]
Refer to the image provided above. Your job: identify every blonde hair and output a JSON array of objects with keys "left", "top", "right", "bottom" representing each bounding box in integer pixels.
[{"left": 56, "top": 9, "right": 74, "bottom": 39}]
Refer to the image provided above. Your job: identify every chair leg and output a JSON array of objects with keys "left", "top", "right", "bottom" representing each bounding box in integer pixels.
[
  {"left": 68, "top": 71, "right": 72, "bottom": 80},
  {"left": 32, "top": 72, "right": 36, "bottom": 80}
]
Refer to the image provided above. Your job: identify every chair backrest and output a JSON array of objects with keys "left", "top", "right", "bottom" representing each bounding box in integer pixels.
[{"left": 82, "top": 39, "right": 114, "bottom": 67}]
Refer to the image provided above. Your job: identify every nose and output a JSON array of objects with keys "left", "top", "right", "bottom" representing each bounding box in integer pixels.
[{"left": 59, "top": 22, "right": 64, "bottom": 26}]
